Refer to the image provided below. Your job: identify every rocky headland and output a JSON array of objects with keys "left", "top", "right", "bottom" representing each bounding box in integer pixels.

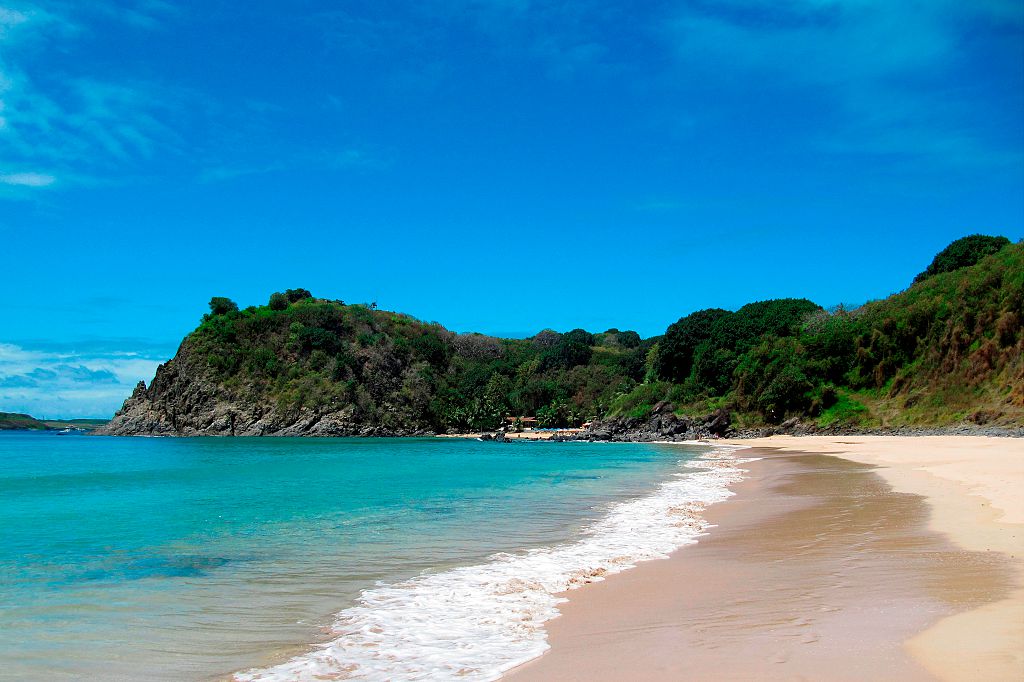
[{"left": 100, "top": 240, "right": 1022, "bottom": 438}]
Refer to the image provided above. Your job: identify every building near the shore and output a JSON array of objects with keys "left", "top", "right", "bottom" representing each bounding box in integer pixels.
[{"left": 505, "top": 416, "right": 539, "bottom": 430}]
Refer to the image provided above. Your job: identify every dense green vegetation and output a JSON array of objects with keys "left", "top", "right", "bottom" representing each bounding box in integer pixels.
[
  {"left": 913, "top": 234, "right": 1011, "bottom": 283},
  {"left": 639, "top": 236, "right": 1021, "bottom": 427},
  {"left": 183, "top": 290, "right": 650, "bottom": 432},
  {"left": 0, "top": 412, "right": 48, "bottom": 430},
  {"left": 180, "top": 236, "right": 1021, "bottom": 432}
]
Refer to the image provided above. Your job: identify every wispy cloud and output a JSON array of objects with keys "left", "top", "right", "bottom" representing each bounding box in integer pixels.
[
  {"left": 311, "top": 2, "right": 620, "bottom": 83},
  {"left": 664, "top": 0, "right": 1024, "bottom": 168},
  {"left": 84, "top": 0, "right": 180, "bottom": 31},
  {"left": 0, "top": 341, "right": 166, "bottom": 418},
  {"left": 0, "top": 2, "right": 188, "bottom": 192},
  {"left": 0, "top": 6, "right": 30, "bottom": 35},
  {"left": 0, "top": 171, "right": 54, "bottom": 186},
  {"left": 198, "top": 147, "right": 385, "bottom": 184}
]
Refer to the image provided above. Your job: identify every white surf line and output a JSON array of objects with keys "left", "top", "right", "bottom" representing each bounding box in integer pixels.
[{"left": 237, "top": 444, "right": 756, "bottom": 682}]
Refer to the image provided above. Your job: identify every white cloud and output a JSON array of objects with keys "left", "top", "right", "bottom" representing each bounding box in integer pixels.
[
  {"left": 0, "top": 3, "right": 187, "bottom": 190},
  {"left": 0, "top": 341, "right": 164, "bottom": 418},
  {"left": 0, "top": 171, "right": 54, "bottom": 186},
  {"left": 0, "top": 7, "right": 29, "bottom": 35}
]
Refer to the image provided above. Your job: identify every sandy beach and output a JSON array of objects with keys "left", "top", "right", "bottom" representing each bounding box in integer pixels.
[{"left": 505, "top": 436, "right": 1023, "bottom": 681}]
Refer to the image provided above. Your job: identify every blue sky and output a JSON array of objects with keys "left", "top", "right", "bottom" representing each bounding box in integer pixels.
[{"left": 1, "top": 0, "right": 1022, "bottom": 417}]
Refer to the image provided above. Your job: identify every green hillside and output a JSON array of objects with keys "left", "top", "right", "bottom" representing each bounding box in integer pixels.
[
  {"left": 0, "top": 413, "right": 109, "bottom": 431},
  {"left": 631, "top": 238, "right": 1022, "bottom": 428},
  {"left": 111, "top": 288, "right": 649, "bottom": 434},
  {"left": 0, "top": 413, "right": 48, "bottom": 430},
  {"left": 104, "top": 237, "right": 1022, "bottom": 436}
]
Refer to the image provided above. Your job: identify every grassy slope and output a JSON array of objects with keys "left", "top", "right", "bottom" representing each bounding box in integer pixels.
[
  {"left": 0, "top": 413, "right": 110, "bottom": 430},
  {"left": 607, "top": 243, "right": 1022, "bottom": 429},
  {"left": 41, "top": 419, "right": 110, "bottom": 429},
  {"left": 0, "top": 413, "right": 48, "bottom": 430},
  {"left": 844, "top": 242, "right": 1023, "bottom": 427}
]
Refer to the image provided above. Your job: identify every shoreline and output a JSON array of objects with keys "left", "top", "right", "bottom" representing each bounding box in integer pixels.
[
  {"left": 728, "top": 436, "right": 1024, "bottom": 680},
  {"left": 504, "top": 436, "right": 1023, "bottom": 681},
  {"left": 233, "top": 442, "right": 747, "bottom": 680}
]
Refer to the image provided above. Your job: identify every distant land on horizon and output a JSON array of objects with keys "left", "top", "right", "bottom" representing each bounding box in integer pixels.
[{"left": 0, "top": 413, "right": 109, "bottom": 431}]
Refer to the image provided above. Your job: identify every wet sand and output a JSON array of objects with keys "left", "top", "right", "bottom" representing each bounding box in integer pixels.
[{"left": 505, "top": 441, "right": 1020, "bottom": 681}]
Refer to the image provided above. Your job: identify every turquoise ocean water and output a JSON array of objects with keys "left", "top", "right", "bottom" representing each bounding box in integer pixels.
[{"left": 0, "top": 433, "right": 727, "bottom": 681}]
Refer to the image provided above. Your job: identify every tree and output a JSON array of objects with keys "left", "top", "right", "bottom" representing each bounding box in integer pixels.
[
  {"left": 801, "top": 306, "right": 863, "bottom": 383},
  {"left": 541, "top": 329, "right": 594, "bottom": 370},
  {"left": 913, "top": 234, "right": 1011, "bottom": 283},
  {"left": 532, "top": 329, "right": 562, "bottom": 349},
  {"left": 733, "top": 336, "right": 813, "bottom": 422},
  {"left": 269, "top": 292, "right": 289, "bottom": 311},
  {"left": 297, "top": 325, "right": 340, "bottom": 354},
  {"left": 691, "top": 343, "right": 737, "bottom": 395},
  {"left": 208, "top": 296, "right": 238, "bottom": 316},
  {"left": 285, "top": 288, "right": 313, "bottom": 303},
  {"left": 562, "top": 328, "right": 595, "bottom": 346},
  {"left": 615, "top": 330, "right": 642, "bottom": 348},
  {"left": 703, "top": 298, "right": 821, "bottom": 358},
  {"left": 655, "top": 308, "right": 731, "bottom": 383}
]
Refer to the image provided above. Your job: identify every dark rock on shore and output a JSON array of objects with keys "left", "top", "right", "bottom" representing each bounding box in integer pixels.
[
  {"left": 563, "top": 404, "right": 732, "bottom": 443},
  {"left": 98, "top": 342, "right": 1021, "bottom": 440},
  {"left": 729, "top": 420, "right": 1024, "bottom": 439},
  {"left": 561, "top": 406, "right": 1023, "bottom": 443}
]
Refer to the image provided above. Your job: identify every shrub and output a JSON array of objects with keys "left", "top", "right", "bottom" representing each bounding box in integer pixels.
[
  {"left": 817, "top": 390, "right": 868, "bottom": 427},
  {"left": 615, "top": 330, "right": 642, "bottom": 348},
  {"left": 801, "top": 306, "right": 863, "bottom": 383},
  {"left": 714, "top": 298, "right": 822, "bottom": 352},
  {"left": 410, "top": 332, "right": 451, "bottom": 367},
  {"left": 733, "top": 336, "right": 813, "bottom": 422},
  {"left": 269, "top": 292, "right": 289, "bottom": 311},
  {"left": 539, "top": 329, "right": 595, "bottom": 370},
  {"left": 208, "top": 296, "right": 239, "bottom": 316},
  {"left": 691, "top": 344, "right": 737, "bottom": 395},
  {"left": 913, "top": 234, "right": 1010, "bottom": 283},
  {"left": 563, "top": 328, "right": 595, "bottom": 347},
  {"left": 285, "top": 288, "right": 313, "bottom": 303},
  {"left": 531, "top": 329, "right": 562, "bottom": 349},
  {"left": 656, "top": 308, "right": 731, "bottom": 383},
  {"left": 297, "top": 325, "right": 340, "bottom": 354},
  {"left": 248, "top": 347, "right": 279, "bottom": 375},
  {"left": 607, "top": 381, "right": 671, "bottom": 418}
]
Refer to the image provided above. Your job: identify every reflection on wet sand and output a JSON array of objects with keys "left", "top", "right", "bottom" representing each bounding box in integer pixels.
[{"left": 507, "top": 451, "right": 1015, "bottom": 682}]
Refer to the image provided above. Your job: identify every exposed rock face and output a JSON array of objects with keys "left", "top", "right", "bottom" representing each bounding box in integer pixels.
[
  {"left": 554, "top": 408, "right": 1023, "bottom": 442},
  {"left": 729, "top": 421, "right": 1024, "bottom": 439},
  {"left": 98, "top": 343, "right": 432, "bottom": 437},
  {"left": 101, "top": 340, "right": 1023, "bottom": 439},
  {"left": 562, "top": 405, "right": 732, "bottom": 442}
]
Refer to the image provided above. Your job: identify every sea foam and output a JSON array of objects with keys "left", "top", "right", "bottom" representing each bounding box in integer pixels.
[{"left": 236, "top": 444, "right": 753, "bottom": 681}]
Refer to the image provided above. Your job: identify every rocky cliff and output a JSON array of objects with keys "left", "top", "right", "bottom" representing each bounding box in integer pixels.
[
  {"left": 103, "top": 379, "right": 436, "bottom": 436},
  {"left": 99, "top": 334, "right": 434, "bottom": 437},
  {"left": 98, "top": 296, "right": 650, "bottom": 437},
  {"left": 564, "top": 402, "right": 732, "bottom": 442},
  {"left": 103, "top": 377, "right": 431, "bottom": 436},
  {"left": 100, "top": 240, "right": 1023, "bottom": 438}
]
